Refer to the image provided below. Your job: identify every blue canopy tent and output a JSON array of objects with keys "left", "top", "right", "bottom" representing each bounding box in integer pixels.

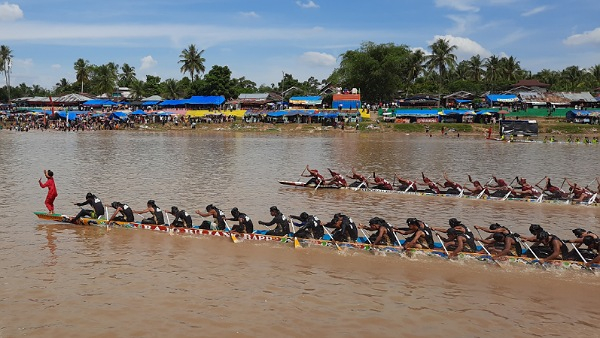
[
  {"left": 130, "top": 109, "right": 147, "bottom": 115},
  {"left": 57, "top": 111, "right": 79, "bottom": 120},
  {"left": 332, "top": 100, "right": 360, "bottom": 109},
  {"left": 486, "top": 94, "right": 519, "bottom": 105},
  {"left": 393, "top": 109, "right": 440, "bottom": 117},
  {"left": 83, "top": 99, "right": 117, "bottom": 106},
  {"left": 266, "top": 111, "right": 288, "bottom": 117},
  {"left": 109, "top": 111, "right": 129, "bottom": 120},
  {"left": 141, "top": 100, "right": 161, "bottom": 106},
  {"left": 566, "top": 109, "right": 600, "bottom": 123},
  {"left": 158, "top": 99, "right": 186, "bottom": 106},
  {"left": 186, "top": 96, "right": 226, "bottom": 105}
]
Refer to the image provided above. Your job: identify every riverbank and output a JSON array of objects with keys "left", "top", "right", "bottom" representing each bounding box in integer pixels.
[{"left": 140, "top": 117, "right": 599, "bottom": 138}]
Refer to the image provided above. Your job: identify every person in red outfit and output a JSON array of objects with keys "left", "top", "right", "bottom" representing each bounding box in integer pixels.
[{"left": 39, "top": 170, "right": 58, "bottom": 214}]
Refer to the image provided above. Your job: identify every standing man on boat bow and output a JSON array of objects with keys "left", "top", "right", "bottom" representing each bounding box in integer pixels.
[{"left": 39, "top": 169, "right": 58, "bottom": 214}]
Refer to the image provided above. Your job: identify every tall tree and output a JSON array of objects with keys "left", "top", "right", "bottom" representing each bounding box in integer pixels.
[
  {"left": 0, "top": 45, "right": 13, "bottom": 103},
  {"left": 119, "top": 63, "right": 136, "bottom": 87},
  {"left": 202, "top": 65, "right": 237, "bottom": 99},
  {"left": 484, "top": 55, "right": 501, "bottom": 91},
  {"left": 54, "top": 78, "right": 70, "bottom": 94},
  {"left": 425, "top": 38, "right": 457, "bottom": 104},
  {"left": 500, "top": 56, "right": 522, "bottom": 83},
  {"left": 74, "top": 58, "right": 90, "bottom": 93},
  {"left": 333, "top": 41, "right": 412, "bottom": 102},
  {"left": 178, "top": 44, "right": 206, "bottom": 81},
  {"left": 161, "top": 78, "right": 180, "bottom": 99},
  {"left": 93, "top": 64, "right": 118, "bottom": 96},
  {"left": 467, "top": 55, "right": 485, "bottom": 82}
]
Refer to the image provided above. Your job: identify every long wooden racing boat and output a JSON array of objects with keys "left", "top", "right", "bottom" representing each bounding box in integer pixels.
[
  {"left": 278, "top": 180, "right": 599, "bottom": 207},
  {"left": 35, "top": 212, "right": 598, "bottom": 273}
]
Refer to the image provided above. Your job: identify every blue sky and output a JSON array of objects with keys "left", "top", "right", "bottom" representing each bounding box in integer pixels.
[{"left": 1, "top": 0, "right": 599, "bottom": 90}]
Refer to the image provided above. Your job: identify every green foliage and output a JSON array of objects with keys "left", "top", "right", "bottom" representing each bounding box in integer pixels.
[{"left": 201, "top": 65, "right": 238, "bottom": 99}]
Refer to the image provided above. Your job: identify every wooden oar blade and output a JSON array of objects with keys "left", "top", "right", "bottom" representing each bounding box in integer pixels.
[
  {"left": 294, "top": 237, "right": 300, "bottom": 248},
  {"left": 231, "top": 233, "right": 239, "bottom": 243}
]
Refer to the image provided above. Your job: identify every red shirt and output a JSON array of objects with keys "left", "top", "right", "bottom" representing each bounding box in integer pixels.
[{"left": 40, "top": 177, "right": 58, "bottom": 198}]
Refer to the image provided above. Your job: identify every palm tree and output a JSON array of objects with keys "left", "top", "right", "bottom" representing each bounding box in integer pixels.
[
  {"left": 425, "top": 38, "right": 457, "bottom": 105},
  {"left": 405, "top": 49, "right": 425, "bottom": 96},
  {"left": 119, "top": 63, "right": 136, "bottom": 87},
  {"left": 74, "top": 58, "right": 90, "bottom": 93},
  {"left": 0, "top": 45, "right": 13, "bottom": 103},
  {"left": 161, "top": 78, "right": 179, "bottom": 99},
  {"left": 500, "top": 56, "right": 522, "bottom": 83},
  {"left": 178, "top": 44, "right": 205, "bottom": 81},
  {"left": 54, "top": 78, "right": 70, "bottom": 94},
  {"left": 588, "top": 64, "right": 600, "bottom": 86},
  {"left": 561, "top": 66, "right": 584, "bottom": 91},
  {"left": 484, "top": 55, "right": 501, "bottom": 91},
  {"left": 129, "top": 78, "right": 145, "bottom": 100},
  {"left": 467, "top": 55, "right": 485, "bottom": 82},
  {"left": 94, "top": 64, "right": 118, "bottom": 96}
]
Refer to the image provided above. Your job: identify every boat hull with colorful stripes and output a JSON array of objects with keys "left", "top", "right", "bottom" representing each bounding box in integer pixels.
[
  {"left": 34, "top": 212, "right": 598, "bottom": 272},
  {"left": 279, "top": 181, "right": 599, "bottom": 207}
]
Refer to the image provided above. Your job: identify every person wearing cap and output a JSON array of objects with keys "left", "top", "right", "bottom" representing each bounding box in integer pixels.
[
  {"left": 38, "top": 169, "right": 58, "bottom": 214},
  {"left": 432, "top": 218, "right": 477, "bottom": 252},
  {"left": 322, "top": 213, "right": 358, "bottom": 242},
  {"left": 168, "top": 206, "right": 192, "bottom": 228},
  {"left": 358, "top": 217, "right": 396, "bottom": 246},
  {"left": 566, "top": 228, "right": 597, "bottom": 248},
  {"left": 290, "top": 212, "right": 323, "bottom": 239},
  {"left": 196, "top": 204, "right": 227, "bottom": 230},
  {"left": 439, "top": 228, "right": 470, "bottom": 258},
  {"left": 301, "top": 165, "right": 326, "bottom": 187},
  {"left": 226, "top": 207, "right": 254, "bottom": 234},
  {"left": 396, "top": 218, "right": 434, "bottom": 249},
  {"left": 475, "top": 232, "right": 522, "bottom": 258},
  {"left": 258, "top": 206, "right": 290, "bottom": 236},
  {"left": 522, "top": 231, "right": 568, "bottom": 263},
  {"left": 108, "top": 201, "right": 134, "bottom": 222},
  {"left": 474, "top": 223, "right": 511, "bottom": 240},
  {"left": 70, "top": 192, "right": 105, "bottom": 224},
  {"left": 134, "top": 200, "right": 164, "bottom": 225},
  {"left": 583, "top": 236, "right": 600, "bottom": 267}
]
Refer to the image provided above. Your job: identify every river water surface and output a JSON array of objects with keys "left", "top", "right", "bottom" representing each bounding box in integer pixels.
[{"left": 0, "top": 129, "right": 598, "bottom": 337}]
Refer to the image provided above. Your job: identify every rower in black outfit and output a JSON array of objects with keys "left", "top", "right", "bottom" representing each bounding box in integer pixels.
[
  {"left": 258, "top": 206, "right": 290, "bottom": 236},
  {"left": 70, "top": 192, "right": 105, "bottom": 224}
]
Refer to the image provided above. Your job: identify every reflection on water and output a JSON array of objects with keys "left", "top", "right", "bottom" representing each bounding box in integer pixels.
[{"left": 0, "top": 130, "right": 599, "bottom": 336}]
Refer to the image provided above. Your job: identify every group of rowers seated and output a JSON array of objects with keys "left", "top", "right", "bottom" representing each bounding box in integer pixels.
[
  {"left": 67, "top": 193, "right": 599, "bottom": 267},
  {"left": 301, "top": 165, "right": 600, "bottom": 203}
]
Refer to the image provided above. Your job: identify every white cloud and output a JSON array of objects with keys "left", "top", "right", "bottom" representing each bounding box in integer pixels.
[
  {"left": 140, "top": 55, "right": 157, "bottom": 70},
  {"left": 564, "top": 27, "right": 600, "bottom": 46},
  {"left": 429, "top": 35, "right": 492, "bottom": 60},
  {"left": 521, "top": 6, "right": 548, "bottom": 17},
  {"left": 14, "top": 57, "right": 33, "bottom": 69},
  {"left": 51, "top": 64, "right": 61, "bottom": 69},
  {"left": 299, "top": 51, "right": 336, "bottom": 67},
  {"left": 435, "top": 0, "right": 479, "bottom": 12},
  {"left": 296, "top": 1, "right": 319, "bottom": 9},
  {"left": 446, "top": 14, "right": 480, "bottom": 35},
  {"left": 0, "top": 2, "right": 23, "bottom": 21},
  {"left": 240, "top": 11, "right": 259, "bottom": 18}
]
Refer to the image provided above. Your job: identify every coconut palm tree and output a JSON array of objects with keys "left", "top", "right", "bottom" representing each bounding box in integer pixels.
[
  {"left": 0, "top": 45, "right": 13, "bottom": 103},
  {"left": 425, "top": 38, "right": 457, "bottom": 105},
  {"left": 467, "top": 55, "right": 485, "bottom": 82},
  {"left": 500, "top": 56, "right": 522, "bottom": 83},
  {"left": 94, "top": 64, "right": 118, "bottom": 96},
  {"left": 178, "top": 44, "right": 206, "bottom": 81},
  {"left": 74, "top": 58, "right": 90, "bottom": 93},
  {"left": 129, "top": 78, "right": 145, "bottom": 100},
  {"left": 484, "top": 55, "right": 501, "bottom": 91},
  {"left": 119, "top": 63, "right": 136, "bottom": 87},
  {"left": 161, "top": 78, "right": 179, "bottom": 99},
  {"left": 405, "top": 49, "right": 425, "bottom": 96},
  {"left": 54, "top": 78, "right": 70, "bottom": 94}
]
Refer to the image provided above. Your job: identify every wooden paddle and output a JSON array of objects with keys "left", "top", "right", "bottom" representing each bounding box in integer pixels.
[{"left": 322, "top": 226, "right": 341, "bottom": 251}]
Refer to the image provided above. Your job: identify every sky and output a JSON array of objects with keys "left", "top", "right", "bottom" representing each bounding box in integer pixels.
[{"left": 0, "top": 0, "right": 599, "bottom": 90}]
